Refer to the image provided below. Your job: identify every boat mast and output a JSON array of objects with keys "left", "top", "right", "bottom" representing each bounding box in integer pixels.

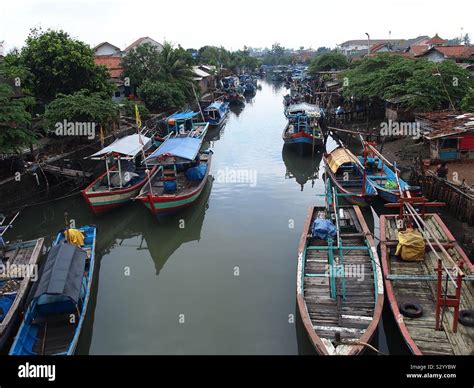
[{"left": 105, "top": 156, "right": 111, "bottom": 190}]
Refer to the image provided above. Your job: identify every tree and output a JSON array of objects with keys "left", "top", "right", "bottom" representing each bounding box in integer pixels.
[
  {"left": 308, "top": 51, "right": 349, "bottom": 73},
  {"left": 460, "top": 88, "right": 474, "bottom": 112},
  {"left": 138, "top": 80, "right": 186, "bottom": 112},
  {"left": 119, "top": 100, "right": 150, "bottom": 119},
  {"left": 20, "top": 28, "right": 112, "bottom": 101},
  {"left": 0, "top": 84, "right": 36, "bottom": 154},
  {"left": 121, "top": 43, "right": 163, "bottom": 89},
  {"left": 122, "top": 42, "right": 195, "bottom": 102},
  {"left": 463, "top": 33, "right": 471, "bottom": 46},
  {"left": 44, "top": 90, "right": 119, "bottom": 132},
  {"left": 262, "top": 43, "right": 292, "bottom": 65},
  {"left": 341, "top": 54, "right": 473, "bottom": 111}
]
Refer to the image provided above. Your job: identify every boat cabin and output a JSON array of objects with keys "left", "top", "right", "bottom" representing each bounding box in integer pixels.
[
  {"left": 86, "top": 133, "right": 153, "bottom": 191},
  {"left": 160, "top": 112, "right": 209, "bottom": 139}
]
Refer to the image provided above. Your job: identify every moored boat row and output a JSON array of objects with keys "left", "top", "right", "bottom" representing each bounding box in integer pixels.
[{"left": 294, "top": 126, "right": 473, "bottom": 354}]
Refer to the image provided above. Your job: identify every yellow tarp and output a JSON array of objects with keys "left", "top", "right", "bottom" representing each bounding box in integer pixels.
[
  {"left": 326, "top": 147, "right": 360, "bottom": 174},
  {"left": 64, "top": 229, "right": 85, "bottom": 247},
  {"left": 395, "top": 228, "right": 425, "bottom": 261}
]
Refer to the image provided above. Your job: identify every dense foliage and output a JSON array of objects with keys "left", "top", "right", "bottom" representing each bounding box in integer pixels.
[
  {"left": 262, "top": 43, "right": 293, "bottom": 65},
  {"left": 12, "top": 29, "right": 113, "bottom": 101},
  {"left": 44, "top": 90, "right": 119, "bottom": 131},
  {"left": 308, "top": 51, "right": 349, "bottom": 73},
  {"left": 196, "top": 46, "right": 261, "bottom": 72},
  {"left": 122, "top": 42, "right": 195, "bottom": 111},
  {"left": 341, "top": 54, "right": 473, "bottom": 111},
  {"left": 0, "top": 84, "right": 36, "bottom": 153},
  {"left": 138, "top": 80, "right": 187, "bottom": 112}
]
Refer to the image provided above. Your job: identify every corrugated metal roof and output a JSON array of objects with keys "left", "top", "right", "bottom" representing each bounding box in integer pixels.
[{"left": 88, "top": 134, "right": 151, "bottom": 158}]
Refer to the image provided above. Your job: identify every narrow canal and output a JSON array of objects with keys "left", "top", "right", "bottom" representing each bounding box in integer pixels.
[{"left": 8, "top": 80, "right": 404, "bottom": 354}]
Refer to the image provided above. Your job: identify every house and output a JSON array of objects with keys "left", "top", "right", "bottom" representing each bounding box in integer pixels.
[
  {"left": 415, "top": 45, "right": 474, "bottom": 64},
  {"left": 417, "top": 112, "right": 474, "bottom": 160},
  {"left": 93, "top": 42, "right": 122, "bottom": 57},
  {"left": 409, "top": 34, "right": 447, "bottom": 57},
  {"left": 340, "top": 39, "right": 405, "bottom": 55},
  {"left": 385, "top": 95, "right": 417, "bottom": 121},
  {"left": 192, "top": 66, "right": 216, "bottom": 95},
  {"left": 124, "top": 37, "right": 163, "bottom": 54},
  {"left": 94, "top": 56, "right": 126, "bottom": 102},
  {"left": 92, "top": 37, "right": 163, "bottom": 101}
]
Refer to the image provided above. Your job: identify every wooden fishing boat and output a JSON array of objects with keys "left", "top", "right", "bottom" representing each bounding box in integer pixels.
[
  {"left": 380, "top": 198, "right": 474, "bottom": 355},
  {"left": 323, "top": 147, "right": 378, "bottom": 206},
  {"left": 81, "top": 134, "right": 157, "bottom": 214},
  {"left": 358, "top": 141, "right": 420, "bottom": 203},
  {"left": 10, "top": 225, "right": 97, "bottom": 355},
  {"left": 160, "top": 111, "right": 209, "bottom": 139},
  {"left": 203, "top": 101, "right": 229, "bottom": 127},
  {"left": 282, "top": 103, "right": 324, "bottom": 156},
  {"left": 0, "top": 238, "right": 44, "bottom": 349},
  {"left": 297, "top": 182, "right": 384, "bottom": 355},
  {"left": 136, "top": 136, "right": 213, "bottom": 217}
]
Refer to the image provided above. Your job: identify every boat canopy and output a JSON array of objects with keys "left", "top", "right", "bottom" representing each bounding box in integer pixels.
[
  {"left": 204, "top": 101, "right": 226, "bottom": 111},
  {"left": 87, "top": 134, "right": 151, "bottom": 159},
  {"left": 287, "top": 103, "right": 321, "bottom": 116},
  {"left": 326, "top": 148, "right": 360, "bottom": 173},
  {"left": 167, "top": 111, "right": 199, "bottom": 121},
  {"left": 146, "top": 136, "right": 202, "bottom": 164},
  {"left": 34, "top": 243, "right": 87, "bottom": 304}
]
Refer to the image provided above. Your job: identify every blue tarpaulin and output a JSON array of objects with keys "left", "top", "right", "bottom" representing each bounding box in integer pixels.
[
  {"left": 146, "top": 137, "right": 202, "bottom": 162},
  {"left": 186, "top": 164, "right": 207, "bottom": 181},
  {"left": 0, "top": 293, "right": 16, "bottom": 322},
  {"left": 311, "top": 218, "right": 337, "bottom": 240},
  {"left": 167, "top": 111, "right": 199, "bottom": 121}
]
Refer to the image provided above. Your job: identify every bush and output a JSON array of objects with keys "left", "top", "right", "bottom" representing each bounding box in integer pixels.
[
  {"left": 119, "top": 101, "right": 150, "bottom": 119},
  {"left": 138, "top": 80, "right": 186, "bottom": 112}
]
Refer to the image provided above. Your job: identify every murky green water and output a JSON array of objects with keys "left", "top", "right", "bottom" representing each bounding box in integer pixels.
[{"left": 7, "top": 81, "right": 408, "bottom": 354}]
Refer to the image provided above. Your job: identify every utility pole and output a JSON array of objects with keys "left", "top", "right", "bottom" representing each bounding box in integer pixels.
[{"left": 365, "top": 33, "right": 370, "bottom": 56}]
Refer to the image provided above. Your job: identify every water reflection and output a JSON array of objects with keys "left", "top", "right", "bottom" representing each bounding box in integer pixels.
[
  {"left": 282, "top": 146, "right": 323, "bottom": 191},
  {"left": 138, "top": 177, "right": 213, "bottom": 276},
  {"left": 229, "top": 103, "right": 245, "bottom": 117}
]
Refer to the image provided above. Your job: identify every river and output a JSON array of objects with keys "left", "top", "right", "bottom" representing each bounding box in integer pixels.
[{"left": 7, "top": 80, "right": 408, "bottom": 355}]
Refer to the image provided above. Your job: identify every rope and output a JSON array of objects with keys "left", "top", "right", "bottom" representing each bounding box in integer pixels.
[{"left": 336, "top": 339, "right": 387, "bottom": 355}]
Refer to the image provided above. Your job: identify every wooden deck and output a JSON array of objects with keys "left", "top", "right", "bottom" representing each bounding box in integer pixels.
[
  {"left": 297, "top": 206, "right": 383, "bottom": 355},
  {"left": 381, "top": 214, "right": 474, "bottom": 355}
]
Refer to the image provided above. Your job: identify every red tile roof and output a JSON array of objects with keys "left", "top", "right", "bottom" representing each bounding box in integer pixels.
[
  {"left": 434, "top": 45, "right": 474, "bottom": 59},
  {"left": 425, "top": 34, "right": 446, "bottom": 45},
  {"left": 410, "top": 44, "right": 429, "bottom": 56},
  {"left": 124, "top": 37, "right": 163, "bottom": 52},
  {"left": 94, "top": 56, "right": 123, "bottom": 78}
]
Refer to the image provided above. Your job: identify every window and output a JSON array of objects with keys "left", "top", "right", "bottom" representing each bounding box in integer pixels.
[{"left": 114, "top": 91, "right": 121, "bottom": 98}]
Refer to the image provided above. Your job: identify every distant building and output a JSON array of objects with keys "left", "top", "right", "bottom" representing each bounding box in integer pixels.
[
  {"left": 92, "top": 37, "right": 163, "bottom": 101},
  {"left": 417, "top": 112, "right": 474, "bottom": 160},
  {"left": 415, "top": 45, "right": 474, "bottom": 64},
  {"left": 192, "top": 66, "right": 216, "bottom": 95},
  {"left": 340, "top": 39, "right": 405, "bottom": 55},
  {"left": 93, "top": 42, "right": 122, "bottom": 57},
  {"left": 124, "top": 37, "right": 164, "bottom": 54}
]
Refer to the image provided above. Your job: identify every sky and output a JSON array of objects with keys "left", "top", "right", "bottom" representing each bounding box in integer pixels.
[{"left": 1, "top": 0, "right": 473, "bottom": 53}]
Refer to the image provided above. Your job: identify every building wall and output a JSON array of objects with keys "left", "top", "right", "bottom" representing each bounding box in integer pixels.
[
  {"left": 423, "top": 50, "right": 446, "bottom": 63},
  {"left": 95, "top": 44, "right": 121, "bottom": 57}
]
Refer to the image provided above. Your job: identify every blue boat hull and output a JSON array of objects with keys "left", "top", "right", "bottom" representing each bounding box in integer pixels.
[{"left": 9, "top": 226, "right": 97, "bottom": 356}]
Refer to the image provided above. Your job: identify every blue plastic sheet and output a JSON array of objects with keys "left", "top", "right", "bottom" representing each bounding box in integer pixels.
[
  {"left": 311, "top": 218, "right": 337, "bottom": 240},
  {"left": 185, "top": 164, "right": 207, "bottom": 181},
  {"left": 0, "top": 293, "right": 16, "bottom": 322}
]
